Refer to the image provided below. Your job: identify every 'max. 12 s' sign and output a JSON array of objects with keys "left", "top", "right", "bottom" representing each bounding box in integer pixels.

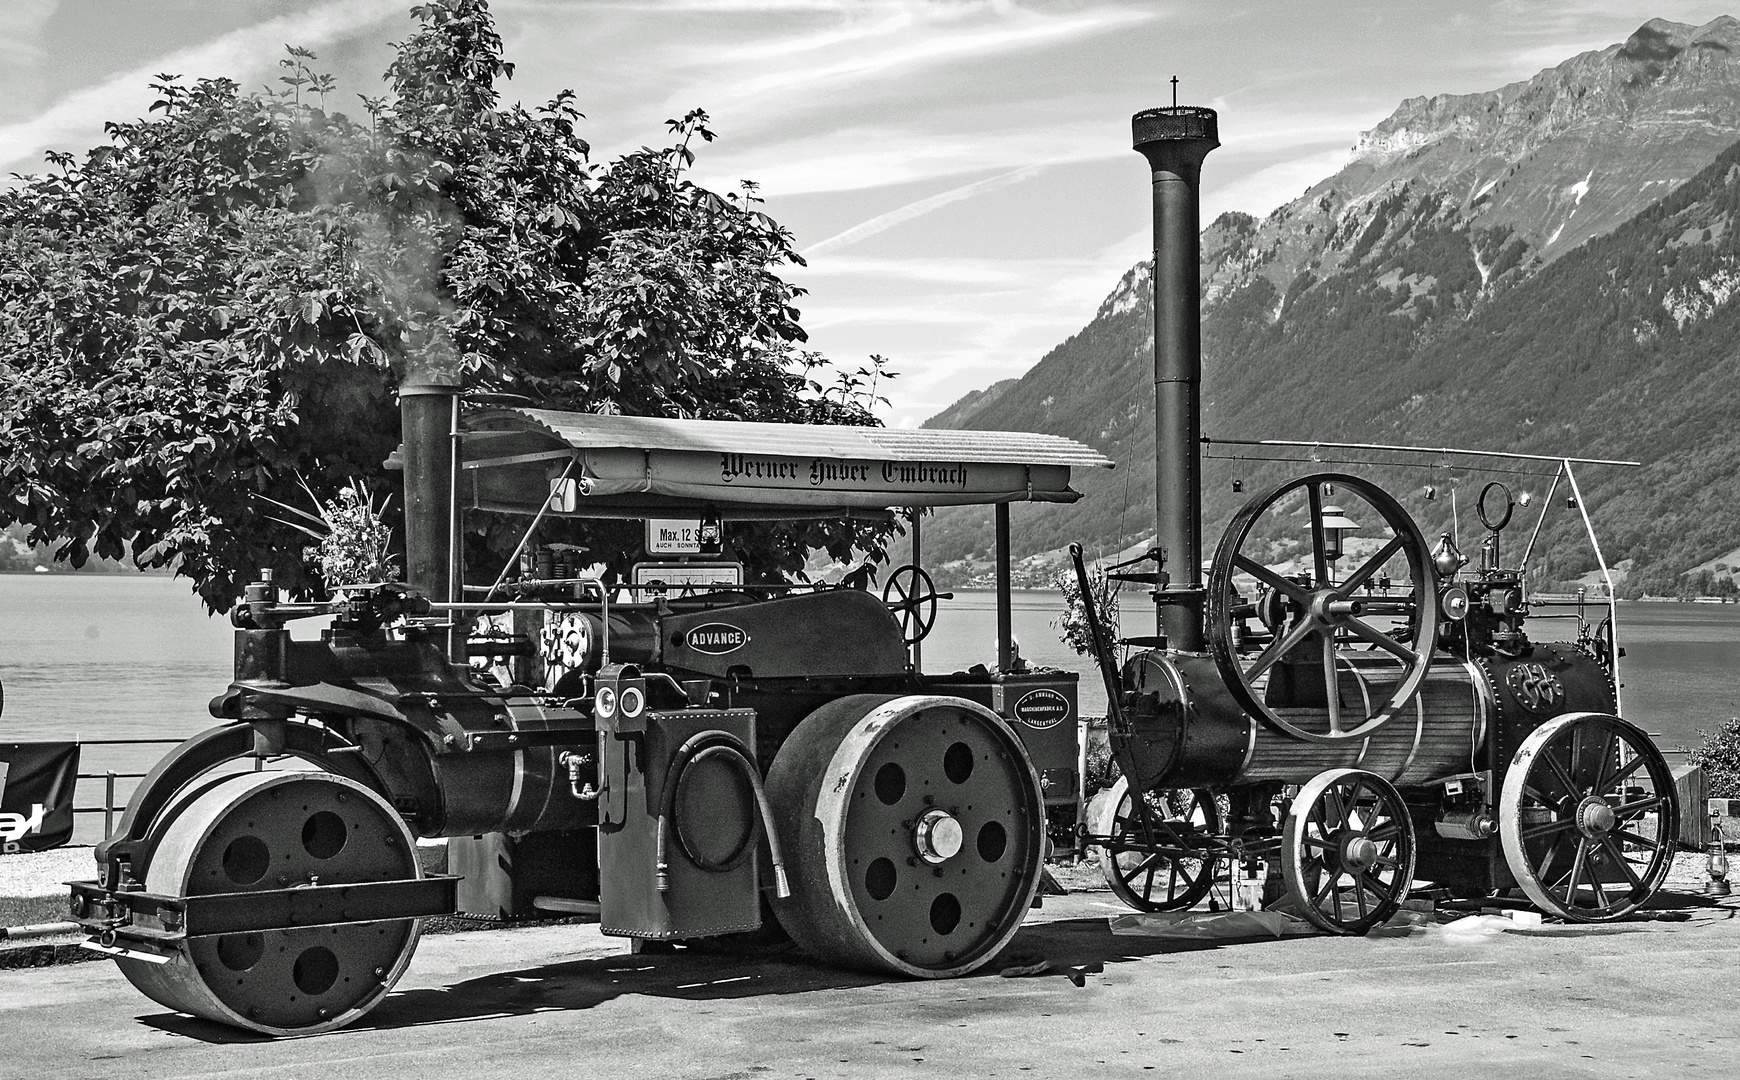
[{"left": 646, "top": 516, "right": 723, "bottom": 555}]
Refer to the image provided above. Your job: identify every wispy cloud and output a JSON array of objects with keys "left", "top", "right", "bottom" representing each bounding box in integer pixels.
[
  {"left": 691, "top": 114, "right": 1126, "bottom": 194},
  {"left": 0, "top": 0, "right": 401, "bottom": 173},
  {"left": 801, "top": 164, "right": 1045, "bottom": 255},
  {"left": 690, "top": 4, "right": 1155, "bottom": 109}
]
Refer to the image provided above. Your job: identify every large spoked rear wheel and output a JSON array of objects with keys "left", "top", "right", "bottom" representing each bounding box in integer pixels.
[
  {"left": 1094, "top": 776, "right": 1221, "bottom": 912},
  {"left": 1282, "top": 768, "right": 1416, "bottom": 934},
  {"left": 1499, "top": 713, "right": 1677, "bottom": 922},
  {"left": 117, "top": 771, "right": 423, "bottom": 1036},
  {"left": 766, "top": 694, "right": 1045, "bottom": 978}
]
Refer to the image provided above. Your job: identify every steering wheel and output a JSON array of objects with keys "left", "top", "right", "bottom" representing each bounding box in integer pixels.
[
  {"left": 1205, "top": 472, "right": 1438, "bottom": 745},
  {"left": 881, "top": 564, "right": 947, "bottom": 644}
]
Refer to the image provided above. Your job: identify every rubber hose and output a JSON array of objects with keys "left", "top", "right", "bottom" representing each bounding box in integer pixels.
[{"left": 655, "top": 731, "right": 791, "bottom": 899}]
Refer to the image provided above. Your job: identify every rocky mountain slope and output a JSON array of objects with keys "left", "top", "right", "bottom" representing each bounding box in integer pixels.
[{"left": 922, "top": 18, "right": 1740, "bottom": 598}]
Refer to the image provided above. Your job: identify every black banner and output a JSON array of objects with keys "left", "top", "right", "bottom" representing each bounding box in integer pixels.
[{"left": 0, "top": 742, "right": 80, "bottom": 853}]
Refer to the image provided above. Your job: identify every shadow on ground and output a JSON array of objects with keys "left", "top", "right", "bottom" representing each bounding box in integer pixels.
[{"left": 134, "top": 915, "right": 1276, "bottom": 1044}]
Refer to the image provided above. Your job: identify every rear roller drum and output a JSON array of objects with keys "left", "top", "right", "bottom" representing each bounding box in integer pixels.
[
  {"left": 1499, "top": 712, "right": 1677, "bottom": 921},
  {"left": 1094, "top": 777, "right": 1221, "bottom": 912},
  {"left": 117, "top": 771, "right": 423, "bottom": 1036},
  {"left": 766, "top": 694, "right": 1044, "bottom": 978},
  {"left": 1282, "top": 768, "right": 1416, "bottom": 934}
]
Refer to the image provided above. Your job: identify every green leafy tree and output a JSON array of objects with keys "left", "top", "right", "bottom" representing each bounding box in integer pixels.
[{"left": 0, "top": 0, "right": 890, "bottom": 611}]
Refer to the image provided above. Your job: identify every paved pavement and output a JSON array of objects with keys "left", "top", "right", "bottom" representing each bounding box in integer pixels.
[{"left": 2, "top": 888, "right": 1737, "bottom": 1080}]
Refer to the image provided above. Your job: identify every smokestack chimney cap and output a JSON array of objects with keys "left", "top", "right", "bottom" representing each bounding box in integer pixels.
[{"left": 1133, "top": 106, "right": 1220, "bottom": 154}]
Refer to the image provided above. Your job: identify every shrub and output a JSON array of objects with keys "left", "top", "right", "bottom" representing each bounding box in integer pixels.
[{"left": 1688, "top": 718, "right": 1740, "bottom": 798}]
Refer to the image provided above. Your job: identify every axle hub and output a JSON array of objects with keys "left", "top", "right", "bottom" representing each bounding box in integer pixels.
[
  {"left": 1576, "top": 796, "right": 1617, "bottom": 839},
  {"left": 914, "top": 808, "right": 964, "bottom": 865}
]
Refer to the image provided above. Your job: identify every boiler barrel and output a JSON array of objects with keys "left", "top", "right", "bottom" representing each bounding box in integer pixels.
[
  {"left": 1237, "top": 659, "right": 1485, "bottom": 786},
  {"left": 1120, "top": 652, "right": 1485, "bottom": 791}
]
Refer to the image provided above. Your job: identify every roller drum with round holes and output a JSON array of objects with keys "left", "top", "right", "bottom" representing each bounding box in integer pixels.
[
  {"left": 116, "top": 771, "right": 423, "bottom": 1036},
  {"left": 765, "top": 694, "right": 1044, "bottom": 977}
]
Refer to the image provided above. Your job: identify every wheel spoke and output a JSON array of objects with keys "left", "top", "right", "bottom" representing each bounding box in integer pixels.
[
  {"left": 1592, "top": 730, "right": 1619, "bottom": 793},
  {"left": 1311, "top": 873, "right": 1337, "bottom": 909},
  {"left": 1339, "top": 536, "right": 1406, "bottom": 596},
  {"left": 1324, "top": 787, "right": 1347, "bottom": 831},
  {"left": 1522, "top": 783, "right": 1561, "bottom": 809},
  {"left": 1613, "top": 828, "right": 1659, "bottom": 849},
  {"left": 1563, "top": 838, "right": 1590, "bottom": 899},
  {"left": 1341, "top": 617, "right": 1420, "bottom": 664},
  {"left": 1587, "top": 859, "right": 1611, "bottom": 909},
  {"left": 1323, "top": 636, "right": 1343, "bottom": 734},
  {"left": 1601, "top": 837, "right": 1645, "bottom": 891},
  {"left": 1122, "top": 852, "right": 1162, "bottom": 879},
  {"left": 1614, "top": 795, "right": 1665, "bottom": 819},
  {"left": 1522, "top": 818, "right": 1577, "bottom": 842},
  {"left": 1535, "top": 831, "right": 1569, "bottom": 883},
  {"left": 1543, "top": 752, "right": 1583, "bottom": 802},
  {"left": 1245, "top": 617, "right": 1318, "bottom": 682},
  {"left": 1306, "top": 482, "right": 1329, "bottom": 586},
  {"left": 1605, "top": 754, "right": 1646, "bottom": 793},
  {"left": 1234, "top": 555, "right": 1313, "bottom": 604}
]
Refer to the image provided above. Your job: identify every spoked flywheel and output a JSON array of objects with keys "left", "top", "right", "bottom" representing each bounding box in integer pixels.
[
  {"left": 765, "top": 694, "right": 1044, "bottom": 977},
  {"left": 1499, "top": 712, "right": 1678, "bottom": 921},
  {"left": 116, "top": 771, "right": 424, "bottom": 1036},
  {"left": 1094, "top": 776, "right": 1222, "bottom": 912},
  {"left": 1207, "top": 473, "right": 1438, "bottom": 744},
  {"left": 1282, "top": 768, "right": 1417, "bottom": 934}
]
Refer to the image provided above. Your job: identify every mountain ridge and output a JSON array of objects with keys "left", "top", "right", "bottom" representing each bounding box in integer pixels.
[{"left": 920, "top": 18, "right": 1740, "bottom": 598}]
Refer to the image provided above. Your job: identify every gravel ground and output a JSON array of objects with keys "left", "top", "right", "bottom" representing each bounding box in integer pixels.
[{"left": 0, "top": 846, "right": 93, "bottom": 899}]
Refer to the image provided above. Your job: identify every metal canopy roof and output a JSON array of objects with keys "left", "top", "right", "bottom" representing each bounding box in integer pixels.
[{"left": 460, "top": 407, "right": 1114, "bottom": 518}]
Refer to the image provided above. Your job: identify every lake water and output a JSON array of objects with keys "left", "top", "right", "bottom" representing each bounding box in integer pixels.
[{"left": 3, "top": 573, "right": 1736, "bottom": 840}]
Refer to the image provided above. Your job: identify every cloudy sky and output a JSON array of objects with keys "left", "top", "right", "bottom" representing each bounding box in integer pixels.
[{"left": 3, "top": 0, "right": 1734, "bottom": 426}]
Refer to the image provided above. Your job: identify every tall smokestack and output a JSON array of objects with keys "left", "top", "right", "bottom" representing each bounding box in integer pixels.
[{"left": 1133, "top": 105, "right": 1218, "bottom": 652}]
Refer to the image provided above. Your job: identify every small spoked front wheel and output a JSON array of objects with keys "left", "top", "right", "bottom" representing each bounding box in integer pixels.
[
  {"left": 1282, "top": 768, "right": 1417, "bottom": 934},
  {"left": 1094, "top": 776, "right": 1222, "bottom": 912}
]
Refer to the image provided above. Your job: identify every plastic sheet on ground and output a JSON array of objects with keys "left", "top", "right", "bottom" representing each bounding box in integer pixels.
[
  {"left": 1108, "top": 909, "right": 1319, "bottom": 939},
  {"left": 1373, "top": 912, "right": 1544, "bottom": 942}
]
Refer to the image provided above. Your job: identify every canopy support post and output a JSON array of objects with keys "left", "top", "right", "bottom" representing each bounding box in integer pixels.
[
  {"left": 910, "top": 508, "right": 923, "bottom": 672},
  {"left": 996, "top": 503, "right": 1013, "bottom": 672}
]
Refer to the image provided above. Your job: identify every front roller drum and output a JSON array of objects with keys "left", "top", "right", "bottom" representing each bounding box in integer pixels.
[
  {"left": 117, "top": 771, "right": 424, "bottom": 1036},
  {"left": 766, "top": 694, "right": 1045, "bottom": 978}
]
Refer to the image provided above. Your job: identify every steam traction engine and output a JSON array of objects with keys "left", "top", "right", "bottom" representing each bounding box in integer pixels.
[{"left": 1085, "top": 105, "right": 1678, "bottom": 934}]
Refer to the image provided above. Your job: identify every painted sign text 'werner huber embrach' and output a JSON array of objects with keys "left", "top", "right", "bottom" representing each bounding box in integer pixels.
[{"left": 719, "top": 454, "right": 971, "bottom": 490}]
